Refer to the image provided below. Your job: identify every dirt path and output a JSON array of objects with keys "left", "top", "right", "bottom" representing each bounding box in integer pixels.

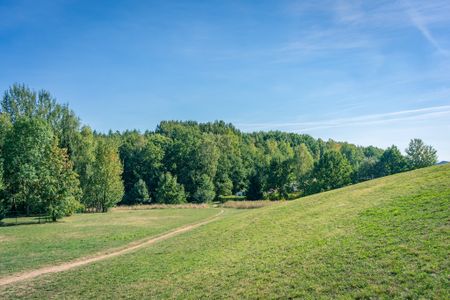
[{"left": 0, "top": 209, "right": 224, "bottom": 287}]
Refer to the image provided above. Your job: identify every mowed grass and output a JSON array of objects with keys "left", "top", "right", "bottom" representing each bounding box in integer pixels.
[
  {"left": 1, "top": 165, "right": 449, "bottom": 299},
  {"left": 0, "top": 208, "right": 221, "bottom": 277}
]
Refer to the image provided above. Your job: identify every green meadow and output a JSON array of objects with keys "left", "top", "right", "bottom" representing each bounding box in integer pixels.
[
  {"left": 0, "top": 164, "right": 449, "bottom": 299},
  {"left": 0, "top": 208, "right": 220, "bottom": 276}
]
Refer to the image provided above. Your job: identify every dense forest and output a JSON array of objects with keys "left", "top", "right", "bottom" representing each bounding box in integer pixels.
[{"left": 0, "top": 84, "right": 438, "bottom": 221}]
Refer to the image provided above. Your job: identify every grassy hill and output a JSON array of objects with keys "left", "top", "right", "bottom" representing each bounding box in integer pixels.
[{"left": 1, "top": 164, "right": 449, "bottom": 299}]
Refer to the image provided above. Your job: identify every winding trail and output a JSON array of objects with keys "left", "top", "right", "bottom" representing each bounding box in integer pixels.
[{"left": 0, "top": 209, "right": 224, "bottom": 287}]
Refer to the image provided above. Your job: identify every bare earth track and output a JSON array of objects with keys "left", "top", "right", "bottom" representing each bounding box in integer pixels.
[{"left": 0, "top": 209, "right": 224, "bottom": 287}]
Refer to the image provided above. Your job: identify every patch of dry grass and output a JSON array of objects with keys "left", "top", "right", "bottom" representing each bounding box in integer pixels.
[
  {"left": 114, "top": 204, "right": 210, "bottom": 210},
  {"left": 222, "top": 200, "right": 281, "bottom": 209}
]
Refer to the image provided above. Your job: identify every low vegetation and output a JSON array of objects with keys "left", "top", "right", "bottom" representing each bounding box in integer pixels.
[
  {"left": 222, "top": 200, "right": 278, "bottom": 209},
  {"left": 114, "top": 203, "right": 210, "bottom": 210},
  {"left": 1, "top": 165, "right": 448, "bottom": 298}
]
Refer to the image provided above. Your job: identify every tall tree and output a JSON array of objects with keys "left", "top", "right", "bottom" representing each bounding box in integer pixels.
[
  {"left": 246, "top": 170, "right": 265, "bottom": 200},
  {"left": 356, "top": 157, "right": 379, "bottom": 182},
  {"left": 214, "top": 173, "right": 233, "bottom": 197},
  {"left": 155, "top": 172, "right": 186, "bottom": 204},
  {"left": 376, "top": 145, "right": 408, "bottom": 177},
  {"left": 309, "top": 151, "right": 352, "bottom": 194},
  {"left": 89, "top": 139, "right": 124, "bottom": 212},
  {"left": 267, "top": 155, "right": 293, "bottom": 199},
  {"left": 192, "top": 174, "right": 216, "bottom": 203},
  {"left": 41, "top": 142, "right": 81, "bottom": 221},
  {"left": 3, "top": 118, "right": 55, "bottom": 215},
  {"left": 128, "top": 179, "right": 150, "bottom": 204},
  {"left": 119, "top": 132, "right": 167, "bottom": 203},
  {"left": 72, "top": 126, "right": 96, "bottom": 208},
  {"left": 293, "top": 143, "right": 314, "bottom": 191},
  {"left": 0, "top": 114, "right": 11, "bottom": 219},
  {"left": 2, "top": 118, "right": 80, "bottom": 219},
  {"left": 405, "top": 138, "right": 437, "bottom": 169},
  {"left": 1, "top": 84, "right": 80, "bottom": 153}
]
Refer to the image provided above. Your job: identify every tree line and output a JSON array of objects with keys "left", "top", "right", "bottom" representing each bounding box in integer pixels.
[{"left": 0, "top": 84, "right": 438, "bottom": 221}]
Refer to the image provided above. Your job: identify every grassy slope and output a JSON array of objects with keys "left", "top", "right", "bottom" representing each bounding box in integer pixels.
[
  {"left": 1, "top": 165, "right": 449, "bottom": 299},
  {"left": 0, "top": 208, "right": 220, "bottom": 276}
]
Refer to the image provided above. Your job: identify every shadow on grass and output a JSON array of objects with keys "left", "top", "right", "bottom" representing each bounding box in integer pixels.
[{"left": 0, "top": 216, "right": 55, "bottom": 227}]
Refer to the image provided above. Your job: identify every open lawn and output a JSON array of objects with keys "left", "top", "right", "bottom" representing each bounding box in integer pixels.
[
  {"left": 0, "top": 208, "right": 221, "bottom": 277},
  {"left": 0, "top": 165, "right": 449, "bottom": 299}
]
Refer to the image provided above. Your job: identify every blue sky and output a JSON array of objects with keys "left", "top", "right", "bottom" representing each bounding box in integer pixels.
[{"left": 0, "top": 0, "right": 449, "bottom": 159}]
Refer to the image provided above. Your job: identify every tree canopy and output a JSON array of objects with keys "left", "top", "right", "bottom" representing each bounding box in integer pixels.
[
  {"left": 0, "top": 84, "right": 439, "bottom": 221},
  {"left": 406, "top": 139, "right": 437, "bottom": 169}
]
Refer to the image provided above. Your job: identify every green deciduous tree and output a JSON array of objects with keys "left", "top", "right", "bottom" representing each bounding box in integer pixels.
[
  {"left": 267, "top": 155, "right": 293, "bottom": 199},
  {"left": 0, "top": 114, "right": 11, "bottom": 220},
  {"left": 376, "top": 145, "right": 408, "bottom": 177},
  {"left": 72, "top": 126, "right": 96, "bottom": 209},
  {"left": 2, "top": 84, "right": 80, "bottom": 154},
  {"left": 2, "top": 118, "right": 81, "bottom": 220},
  {"left": 3, "top": 118, "right": 56, "bottom": 215},
  {"left": 88, "top": 139, "right": 124, "bottom": 212},
  {"left": 356, "top": 157, "right": 378, "bottom": 182},
  {"left": 309, "top": 151, "right": 352, "bottom": 194},
  {"left": 119, "top": 132, "right": 167, "bottom": 203},
  {"left": 405, "top": 138, "right": 437, "bottom": 169},
  {"left": 293, "top": 143, "right": 314, "bottom": 191},
  {"left": 192, "top": 174, "right": 215, "bottom": 203},
  {"left": 41, "top": 142, "right": 82, "bottom": 221},
  {"left": 214, "top": 173, "right": 233, "bottom": 197},
  {"left": 155, "top": 172, "right": 186, "bottom": 204},
  {"left": 128, "top": 179, "right": 150, "bottom": 204}
]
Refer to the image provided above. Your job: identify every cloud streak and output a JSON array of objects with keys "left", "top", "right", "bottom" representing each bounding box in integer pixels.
[
  {"left": 404, "top": 1, "right": 449, "bottom": 56},
  {"left": 238, "top": 105, "right": 450, "bottom": 132}
]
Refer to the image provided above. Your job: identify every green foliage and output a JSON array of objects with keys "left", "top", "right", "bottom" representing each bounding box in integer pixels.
[
  {"left": 309, "top": 150, "right": 353, "bottom": 193},
  {"left": 0, "top": 114, "right": 12, "bottom": 220},
  {"left": 1, "top": 84, "right": 80, "bottom": 153},
  {"left": 72, "top": 126, "right": 96, "bottom": 207},
  {"left": 293, "top": 143, "right": 314, "bottom": 190},
  {"left": 87, "top": 139, "right": 124, "bottom": 212},
  {"left": 192, "top": 174, "right": 216, "bottom": 203},
  {"left": 405, "top": 138, "right": 437, "bottom": 169},
  {"left": 41, "top": 143, "right": 82, "bottom": 221},
  {"left": 128, "top": 179, "right": 150, "bottom": 204},
  {"left": 356, "top": 157, "right": 378, "bottom": 182},
  {"left": 267, "top": 155, "right": 293, "bottom": 199},
  {"left": 155, "top": 172, "right": 186, "bottom": 204},
  {"left": 1, "top": 85, "right": 439, "bottom": 212},
  {"left": 340, "top": 143, "right": 365, "bottom": 168},
  {"left": 214, "top": 173, "right": 233, "bottom": 197},
  {"left": 246, "top": 170, "right": 265, "bottom": 200},
  {"left": 119, "top": 132, "right": 168, "bottom": 204},
  {"left": 376, "top": 145, "right": 408, "bottom": 177},
  {"left": 2, "top": 118, "right": 81, "bottom": 220}
]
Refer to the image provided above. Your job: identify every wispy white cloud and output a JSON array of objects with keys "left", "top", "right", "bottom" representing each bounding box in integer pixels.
[
  {"left": 404, "top": 0, "right": 449, "bottom": 56},
  {"left": 237, "top": 105, "right": 450, "bottom": 132}
]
